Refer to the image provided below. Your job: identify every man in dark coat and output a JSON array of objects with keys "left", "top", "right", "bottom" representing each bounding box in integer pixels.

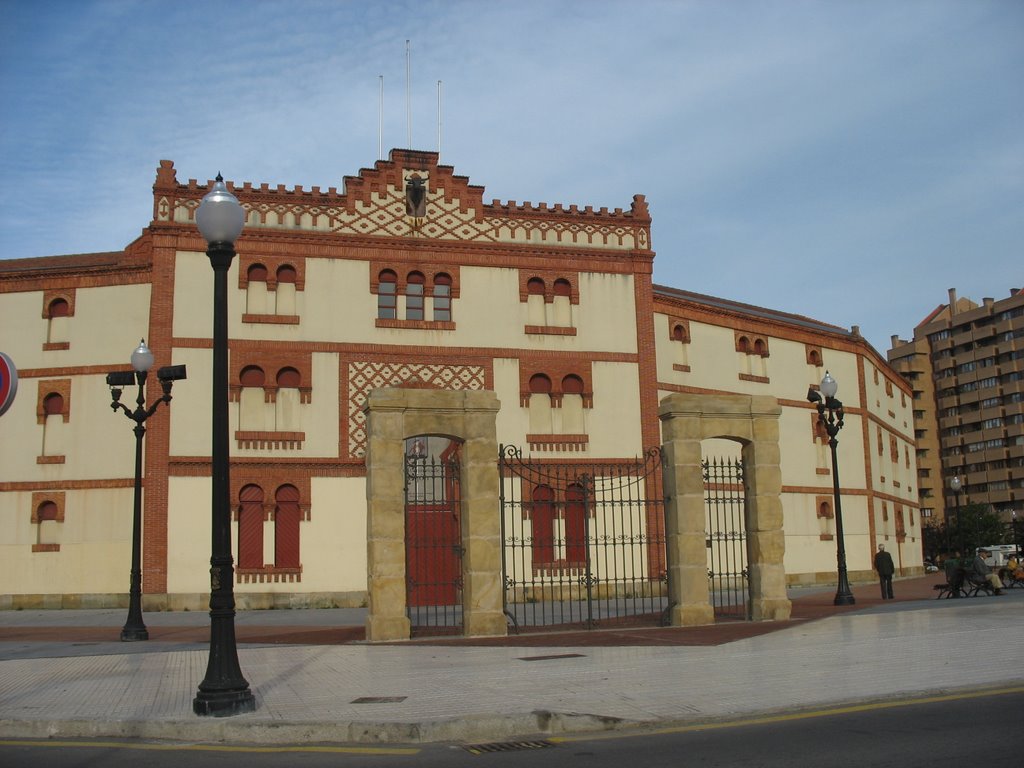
[{"left": 874, "top": 544, "right": 895, "bottom": 599}]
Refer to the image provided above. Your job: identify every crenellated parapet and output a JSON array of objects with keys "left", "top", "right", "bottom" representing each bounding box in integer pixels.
[{"left": 153, "top": 150, "right": 651, "bottom": 251}]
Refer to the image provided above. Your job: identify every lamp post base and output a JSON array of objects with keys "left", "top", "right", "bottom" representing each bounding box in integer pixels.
[
  {"left": 833, "top": 567, "right": 856, "bottom": 606},
  {"left": 193, "top": 689, "right": 256, "bottom": 718},
  {"left": 120, "top": 626, "right": 149, "bottom": 642}
]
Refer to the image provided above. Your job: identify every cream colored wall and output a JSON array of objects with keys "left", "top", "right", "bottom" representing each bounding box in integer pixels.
[
  {"left": 167, "top": 477, "right": 368, "bottom": 595},
  {"left": 490, "top": 357, "right": 642, "bottom": 456},
  {"left": 589, "top": 362, "right": 643, "bottom": 454},
  {"left": 0, "top": 284, "right": 152, "bottom": 371},
  {"left": 173, "top": 253, "right": 640, "bottom": 357},
  {"left": 0, "top": 489, "right": 131, "bottom": 595},
  {"left": 493, "top": 357, "right": 522, "bottom": 445}
]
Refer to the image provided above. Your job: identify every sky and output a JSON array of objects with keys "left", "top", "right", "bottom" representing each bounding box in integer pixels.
[{"left": 0, "top": 0, "right": 1021, "bottom": 354}]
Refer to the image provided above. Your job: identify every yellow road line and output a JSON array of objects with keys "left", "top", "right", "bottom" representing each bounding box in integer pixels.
[
  {"left": 549, "top": 685, "right": 1024, "bottom": 743},
  {"left": 0, "top": 739, "right": 419, "bottom": 755}
]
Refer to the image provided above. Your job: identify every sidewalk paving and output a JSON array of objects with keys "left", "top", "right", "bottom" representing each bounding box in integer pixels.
[{"left": 1, "top": 575, "right": 1022, "bottom": 745}]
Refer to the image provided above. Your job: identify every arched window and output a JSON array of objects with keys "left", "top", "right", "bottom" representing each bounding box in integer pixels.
[
  {"left": 43, "top": 393, "right": 64, "bottom": 416},
  {"left": 238, "top": 484, "right": 264, "bottom": 569},
  {"left": 736, "top": 336, "right": 751, "bottom": 354},
  {"left": 378, "top": 270, "right": 397, "bottom": 319},
  {"left": 247, "top": 264, "right": 269, "bottom": 282},
  {"left": 406, "top": 271, "right": 425, "bottom": 320},
  {"left": 276, "top": 367, "right": 301, "bottom": 388},
  {"left": 275, "top": 264, "right": 298, "bottom": 315},
  {"left": 240, "top": 366, "right": 266, "bottom": 387},
  {"left": 239, "top": 366, "right": 267, "bottom": 431},
  {"left": 553, "top": 279, "right": 572, "bottom": 297},
  {"left": 433, "top": 273, "right": 452, "bottom": 322},
  {"left": 246, "top": 264, "right": 270, "bottom": 315},
  {"left": 48, "top": 298, "right": 70, "bottom": 318},
  {"left": 527, "top": 278, "right": 546, "bottom": 296},
  {"left": 671, "top": 323, "right": 688, "bottom": 343},
  {"left": 529, "top": 374, "right": 552, "bottom": 394},
  {"left": 46, "top": 297, "right": 71, "bottom": 346},
  {"left": 37, "top": 501, "right": 59, "bottom": 521},
  {"left": 562, "top": 375, "right": 585, "bottom": 432},
  {"left": 275, "top": 484, "right": 301, "bottom": 568},
  {"left": 35, "top": 500, "right": 61, "bottom": 549},
  {"left": 275, "top": 367, "right": 301, "bottom": 431},
  {"left": 528, "top": 374, "right": 553, "bottom": 435},
  {"left": 531, "top": 485, "right": 555, "bottom": 565},
  {"left": 562, "top": 375, "right": 584, "bottom": 395}
]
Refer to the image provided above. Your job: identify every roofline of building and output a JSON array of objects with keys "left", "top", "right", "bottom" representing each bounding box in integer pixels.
[{"left": 653, "top": 284, "right": 854, "bottom": 338}]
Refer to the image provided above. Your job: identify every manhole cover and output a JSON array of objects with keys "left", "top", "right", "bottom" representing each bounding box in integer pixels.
[{"left": 463, "top": 740, "right": 555, "bottom": 754}]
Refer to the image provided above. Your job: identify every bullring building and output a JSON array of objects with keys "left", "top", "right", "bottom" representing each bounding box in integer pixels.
[{"left": 0, "top": 150, "right": 921, "bottom": 629}]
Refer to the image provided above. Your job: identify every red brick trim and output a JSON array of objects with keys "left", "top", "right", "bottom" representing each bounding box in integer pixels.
[
  {"left": 738, "top": 373, "right": 770, "bottom": 384},
  {"left": 375, "top": 318, "right": 456, "bottom": 331},
  {"left": 36, "top": 456, "right": 66, "bottom": 464},
  {"left": 37, "top": 379, "right": 71, "bottom": 424},
  {"left": 41, "top": 288, "right": 76, "bottom": 318},
  {"left": 672, "top": 363, "right": 691, "bottom": 372},
  {"left": 519, "top": 357, "right": 594, "bottom": 408},
  {"left": 518, "top": 270, "right": 580, "bottom": 303},
  {"left": 370, "top": 263, "right": 461, "bottom": 299},
  {"left": 235, "top": 431, "right": 306, "bottom": 450},
  {"left": 242, "top": 313, "right": 300, "bottom": 325},
  {"left": 238, "top": 255, "right": 306, "bottom": 291},
  {"left": 526, "top": 434, "right": 589, "bottom": 451},
  {"left": 31, "top": 491, "right": 66, "bottom": 523},
  {"left": 524, "top": 325, "right": 577, "bottom": 336},
  {"left": 237, "top": 566, "right": 303, "bottom": 583},
  {"left": 667, "top": 316, "right": 691, "bottom": 343},
  {"left": 42, "top": 342, "right": 71, "bottom": 351}
]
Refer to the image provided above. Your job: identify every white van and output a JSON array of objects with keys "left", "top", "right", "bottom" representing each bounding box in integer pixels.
[{"left": 975, "top": 545, "right": 1020, "bottom": 567}]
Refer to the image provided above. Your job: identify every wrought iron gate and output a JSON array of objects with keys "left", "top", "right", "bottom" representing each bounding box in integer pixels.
[
  {"left": 703, "top": 456, "right": 749, "bottom": 620},
  {"left": 499, "top": 445, "right": 667, "bottom": 630},
  {"left": 405, "top": 439, "right": 463, "bottom": 635}
]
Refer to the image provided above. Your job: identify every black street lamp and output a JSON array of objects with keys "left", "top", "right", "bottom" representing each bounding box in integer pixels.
[
  {"left": 807, "top": 371, "right": 856, "bottom": 606},
  {"left": 192, "top": 174, "right": 256, "bottom": 717},
  {"left": 106, "top": 340, "right": 186, "bottom": 642},
  {"left": 949, "top": 475, "right": 963, "bottom": 554}
]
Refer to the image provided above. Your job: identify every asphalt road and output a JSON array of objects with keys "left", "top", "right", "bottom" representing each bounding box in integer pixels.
[{"left": 2, "top": 686, "right": 1020, "bottom": 768}]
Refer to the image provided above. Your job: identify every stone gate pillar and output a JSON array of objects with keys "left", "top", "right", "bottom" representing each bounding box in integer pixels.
[
  {"left": 363, "top": 388, "right": 505, "bottom": 641},
  {"left": 659, "top": 393, "right": 791, "bottom": 626}
]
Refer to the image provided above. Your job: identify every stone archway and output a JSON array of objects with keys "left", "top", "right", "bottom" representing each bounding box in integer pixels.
[
  {"left": 363, "top": 388, "right": 505, "bottom": 641},
  {"left": 659, "top": 393, "right": 791, "bottom": 625}
]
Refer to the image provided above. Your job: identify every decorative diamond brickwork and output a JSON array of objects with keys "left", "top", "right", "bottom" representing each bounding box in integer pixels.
[{"left": 347, "top": 361, "right": 486, "bottom": 457}]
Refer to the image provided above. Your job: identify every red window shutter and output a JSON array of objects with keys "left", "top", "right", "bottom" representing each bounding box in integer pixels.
[
  {"left": 564, "top": 483, "right": 586, "bottom": 563},
  {"left": 238, "top": 484, "right": 264, "bottom": 568},
  {"left": 531, "top": 485, "right": 555, "bottom": 565},
  {"left": 275, "top": 485, "right": 301, "bottom": 568}
]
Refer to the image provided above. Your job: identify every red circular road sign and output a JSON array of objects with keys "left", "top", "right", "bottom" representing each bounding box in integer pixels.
[{"left": 0, "top": 351, "right": 18, "bottom": 417}]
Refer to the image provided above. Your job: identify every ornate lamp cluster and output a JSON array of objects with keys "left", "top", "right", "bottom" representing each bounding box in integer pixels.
[{"left": 807, "top": 371, "right": 855, "bottom": 606}]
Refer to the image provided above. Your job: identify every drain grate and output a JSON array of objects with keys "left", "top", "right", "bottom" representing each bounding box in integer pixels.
[
  {"left": 517, "top": 653, "right": 586, "bottom": 662},
  {"left": 350, "top": 696, "right": 407, "bottom": 704},
  {"left": 463, "top": 740, "right": 555, "bottom": 754}
]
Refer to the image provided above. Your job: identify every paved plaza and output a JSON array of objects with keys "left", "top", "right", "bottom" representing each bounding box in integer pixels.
[{"left": 0, "top": 575, "right": 1021, "bottom": 745}]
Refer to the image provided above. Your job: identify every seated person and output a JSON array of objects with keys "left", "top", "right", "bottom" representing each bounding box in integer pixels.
[
  {"left": 943, "top": 552, "right": 963, "bottom": 596},
  {"left": 967, "top": 550, "right": 1004, "bottom": 595}
]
